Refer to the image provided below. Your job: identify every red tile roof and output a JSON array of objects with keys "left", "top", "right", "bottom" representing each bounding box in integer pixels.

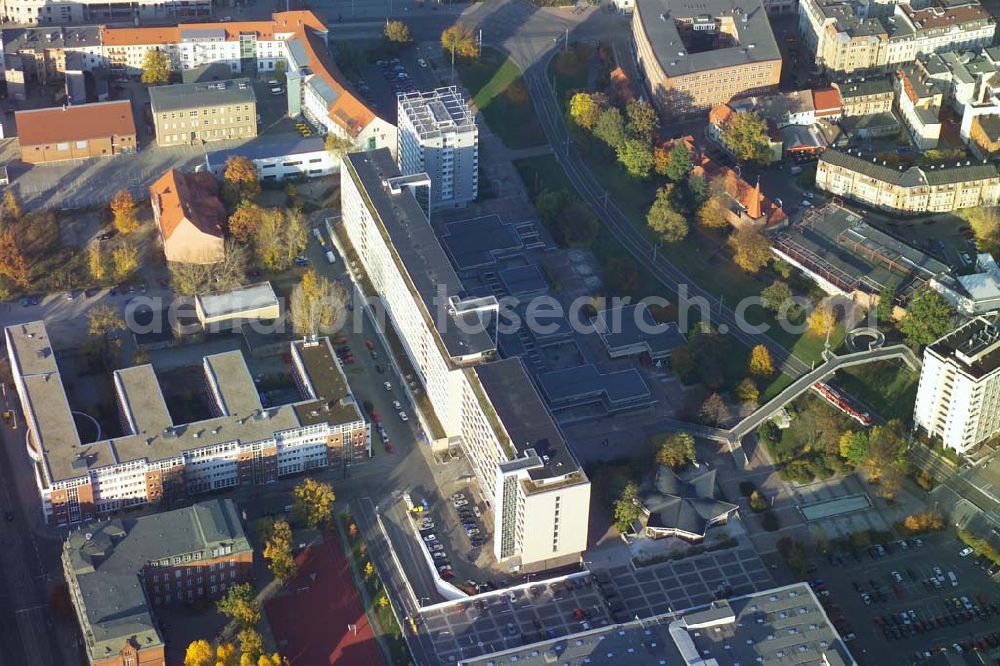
[
  {"left": 15, "top": 100, "right": 135, "bottom": 147},
  {"left": 150, "top": 169, "right": 226, "bottom": 241},
  {"left": 812, "top": 87, "right": 842, "bottom": 116}
]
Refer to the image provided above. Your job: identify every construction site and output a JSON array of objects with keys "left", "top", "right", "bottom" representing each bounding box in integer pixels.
[{"left": 772, "top": 202, "right": 949, "bottom": 307}]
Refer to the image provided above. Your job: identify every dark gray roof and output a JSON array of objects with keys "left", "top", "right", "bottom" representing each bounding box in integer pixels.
[
  {"left": 1, "top": 25, "right": 101, "bottom": 53},
  {"left": 593, "top": 303, "right": 687, "bottom": 358},
  {"left": 641, "top": 465, "right": 737, "bottom": 537},
  {"left": 473, "top": 357, "right": 582, "bottom": 481},
  {"left": 634, "top": 0, "right": 781, "bottom": 78},
  {"left": 343, "top": 149, "right": 497, "bottom": 360},
  {"left": 820, "top": 149, "right": 1000, "bottom": 187},
  {"left": 538, "top": 364, "right": 654, "bottom": 411},
  {"left": 149, "top": 78, "right": 256, "bottom": 114},
  {"left": 441, "top": 215, "right": 523, "bottom": 273},
  {"left": 498, "top": 264, "right": 549, "bottom": 297},
  {"left": 836, "top": 77, "right": 895, "bottom": 99},
  {"left": 63, "top": 499, "right": 250, "bottom": 661}
]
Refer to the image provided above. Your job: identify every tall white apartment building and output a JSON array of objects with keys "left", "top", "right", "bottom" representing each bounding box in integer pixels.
[
  {"left": 397, "top": 87, "right": 478, "bottom": 209},
  {"left": 6, "top": 321, "right": 369, "bottom": 526},
  {"left": 340, "top": 149, "right": 590, "bottom": 571},
  {"left": 914, "top": 315, "right": 1000, "bottom": 453}
]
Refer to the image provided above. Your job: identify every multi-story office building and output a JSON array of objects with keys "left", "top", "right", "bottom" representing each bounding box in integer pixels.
[
  {"left": 100, "top": 11, "right": 395, "bottom": 155},
  {"left": 799, "top": 0, "right": 995, "bottom": 76},
  {"left": 815, "top": 148, "right": 1000, "bottom": 212},
  {"left": 631, "top": 0, "right": 782, "bottom": 115},
  {"left": 340, "top": 149, "right": 590, "bottom": 571},
  {"left": 0, "top": 0, "right": 210, "bottom": 25},
  {"left": 914, "top": 316, "right": 1000, "bottom": 453},
  {"left": 149, "top": 78, "right": 257, "bottom": 146},
  {"left": 64, "top": 499, "right": 251, "bottom": 666},
  {"left": 397, "top": 87, "right": 478, "bottom": 209},
  {"left": 6, "top": 321, "right": 368, "bottom": 526}
]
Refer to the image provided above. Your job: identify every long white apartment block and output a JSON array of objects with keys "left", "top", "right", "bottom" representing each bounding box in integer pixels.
[
  {"left": 340, "top": 149, "right": 590, "bottom": 572},
  {"left": 914, "top": 315, "right": 1000, "bottom": 453},
  {"left": 397, "top": 86, "right": 478, "bottom": 209},
  {"left": 6, "top": 322, "right": 368, "bottom": 526}
]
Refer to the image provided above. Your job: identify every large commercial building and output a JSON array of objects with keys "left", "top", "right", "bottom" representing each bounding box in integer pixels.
[
  {"left": 631, "top": 0, "right": 782, "bottom": 115},
  {"left": 149, "top": 78, "right": 257, "bottom": 147},
  {"left": 64, "top": 499, "right": 251, "bottom": 666},
  {"left": 340, "top": 149, "right": 590, "bottom": 571},
  {"left": 0, "top": 0, "right": 209, "bottom": 25},
  {"left": 397, "top": 87, "right": 478, "bottom": 209},
  {"left": 15, "top": 100, "right": 136, "bottom": 164},
  {"left": 462, "top": 583, "right": 857, "bottom": 666},
  {"left": 815, "top": 148, "right": 1000, "bottom": 213},
  {"left": 799, "top": 0, "right": 995, "bottom": 76},
  {"left": 6, "top": 321, "right": 368, "bottom": 526},
  {"left": 914, "top": 316, "right": 1000, "bottom": 453},
  {"left": 100, "top": 11, "right": 395, "bottom": 154}
]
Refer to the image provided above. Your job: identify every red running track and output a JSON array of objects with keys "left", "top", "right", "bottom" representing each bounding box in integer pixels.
[{"left": 265, "top": 531, "right": 384, "bottom": 666}]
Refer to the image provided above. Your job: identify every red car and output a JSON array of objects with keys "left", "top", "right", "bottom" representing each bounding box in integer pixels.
[
  {"left": 342, "top": 355, "right": 355, "bottom": 364},
  {"left": 384, "top": 441, "right": 393, "bottom": 453},
  {"left": 365, "top": 339, "right": 376, "bottom": 351}
]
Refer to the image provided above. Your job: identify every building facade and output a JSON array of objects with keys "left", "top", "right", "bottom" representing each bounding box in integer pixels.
[
  {"left": 15, "top": 100, "right": 136, "bottom": 164},
  {"left": 799, "top": 0, "right": 995, "bottom": 75},
  {"left": 835, "top": 77, "right": 895, "bottom": 116},
  {"left": 340, "top": 149, "right": 590, "bottom": 571},
  {"left": 914, "top": 316, "right": 1000, "bottom": 453},
  {"left": 63, "top": 499, "right": 251, "bottom": 666},
  {"left": 6, "top": 321, "right": 368, "bottom": 526},
  {"left": 0, "top": 0, "right": 210, "bottom": 25},
  {"left": 397, "top": 87, "right": 478, "bottom": 209},
  {"left": 896, "top": 62, "right": 943, "bottom": 150},
  {"left": 205, "top": 136, "right": 336, "bottom": 181},
  {"left": 149, "top": 78, "right": 257, "bottom": 147},
  {"left": 815, "top": 148, "right": 1000, "bottom": 212},
  {"left": 632, "top": 0, "right": 782, "bottom": 115}
]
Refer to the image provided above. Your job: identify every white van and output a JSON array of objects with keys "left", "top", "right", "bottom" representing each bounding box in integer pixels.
[{"left": 326, "top": 250, "right": 337, "bottom": 264}]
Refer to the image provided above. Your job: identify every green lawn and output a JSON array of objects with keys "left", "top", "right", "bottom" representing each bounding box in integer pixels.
[
  {"left": 834, "top": 360, "right": 919, "bottom": 424},
  {"left": 456, "top": 49, "right": 545, "bottom": 149}
]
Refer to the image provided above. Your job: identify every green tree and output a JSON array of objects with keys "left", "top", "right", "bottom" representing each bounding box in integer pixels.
[
  {"left": 568, "top": 92, "right": 604, "bottom": 130},
  {"left": 613, "top": 481, "right": 642, "bottom": 533},
  {"left": 440, "top": 23, "right": 477, "bottom": 58},
  {"left": 839, "top": 430, "right": 869, "bottom": 466},
  {"left": 665, "top": 142, "right": 693, "bottom": 182},
  {"left": 263, "top": 519, "right": 296, "bottom": 583},
  {"left": 617, "top": 138, "right": 655, "bottom": 178},
  {"left": 876, "top": 279, "right": 898, "bottom": 323},
  {"left": 728, "top": 227, "right": 772, "bottom": 273},
  {"left": 864, "top": 420, "right": 906, "bottom": 480},
  {"left": 761, "top": 281, "right": 793, "bottom": 314},
  {"left": 961, "top": 206, "right": 1000, "bottom": 256},
  {"left": 646, "top": 186, "right": 687, "bottom": 243},
  {"left": 899, "top": 289, "right": 954, "bottom": 347},
  {"left": 384, "top": 20, "right": 412, "bottom": 44},
  {"left": 625, "top": 99, "right": 658, "bottom": 144},
  {"left": 721, "top": 111, "right": 773, "bottom": 164},
  {"left": 140, "top": 49, "right": 171, "bottom": 85},
  {"left": 292, "top": 477, "right": 335, "bottom": 529},
  {"left": 216, "top": 583, "right": 261, "bottom": 630},
  {"left": 593, "top": 107, "right": 626, "bottom": 150},
  {"left": 652, "top": 432, "right": 696, "bottom": 470},
  {"left": 687, "top": 173, "right": 707, "bottom": 206}
]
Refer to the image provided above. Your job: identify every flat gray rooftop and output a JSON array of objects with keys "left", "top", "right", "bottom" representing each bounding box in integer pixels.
[
  {"left": 441, "top": 215, "right": 523, "bottom": 273},
  {"left": 634, "top": 0, "right": 781, "bottom": 78},
  {"left": 196, "top": 282, "right": 278, "bottom": 321},
  {"left": 204, "top": 351, "right": 263, "bottom": 417},
  {"left": 472, "top": 357, "right": 582, "bottom": 481},
  {"left": 462, "top": 583, "right": 854, "bottom": 666},
  {"left": 498, "top": 264, "right": 549, "bottom": 297},
  {"left": 344, "top": 149, "right": 496, "bottom": 360},
  {"left": 538, "top": 364, "right": 653, "bottom": 411},
  {"left": 594, "top": 303, "right": 687, "bottom": 358},
  {"left": 149, "top": 78, "right": 256, "bottom": 114}
]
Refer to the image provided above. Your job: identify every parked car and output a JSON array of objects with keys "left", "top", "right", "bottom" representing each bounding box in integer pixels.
[
  {"left": 399, "top": 412, "right": 409, "bottom": 422},
  {"left": 453, "top": 500, "right": 469, "bottom": 508},
  {"left": 960, "top": 547, "right": 974, "bottom": 557},
  {"left": 383, "top": 382, "right": 392, "bottom": 391}
]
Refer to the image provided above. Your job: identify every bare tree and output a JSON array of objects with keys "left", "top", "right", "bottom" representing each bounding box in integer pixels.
[
  {"left": 289, "top": 269, "right": 348, "bottom": 337},
  {"left": 168, "top": 240, "right": 248, "bottom": 295}
]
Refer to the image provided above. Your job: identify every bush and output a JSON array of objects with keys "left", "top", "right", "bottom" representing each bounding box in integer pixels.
[
  {"left": 749, "top": 489, "right": 768, "bottom": 512},
  {"left": 899, "top": 508, "right": 945, "bottom": 535}
]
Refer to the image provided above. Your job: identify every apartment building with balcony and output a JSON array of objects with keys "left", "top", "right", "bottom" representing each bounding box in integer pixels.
[
  {"left": 149, "top": 78, "right": 256, "bottom": 147},
  {"left": 397, "top": 86, "right": 478, "bottom": 209},
  {"left": 914, "top": 316, "right": 1000, "bottom": 453},
  {"left": 815, "top": 148, "right": 1000, "bottom": 213},
  {"left": 6, "top": 321, "right": 368, "bottom": 526},
  {"left": 63, "top": 499, "right": 251, "bottom": 666},
  {"left": 340, "top": 148, "right": 590, "bottom": 571}
]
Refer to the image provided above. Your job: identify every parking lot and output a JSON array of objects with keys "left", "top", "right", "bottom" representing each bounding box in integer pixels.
[
  {"left": 811, "top": 532, "right": 1000, "bottom": 664},
  {"left": 599, "top": 546, "right": 775, "bottom": 621},
  {"left": 419, "top": 574, "right": 613, "bottom": 664},
  {"left": 414, "top": 485, "right": 493, "bottom": 592}
]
